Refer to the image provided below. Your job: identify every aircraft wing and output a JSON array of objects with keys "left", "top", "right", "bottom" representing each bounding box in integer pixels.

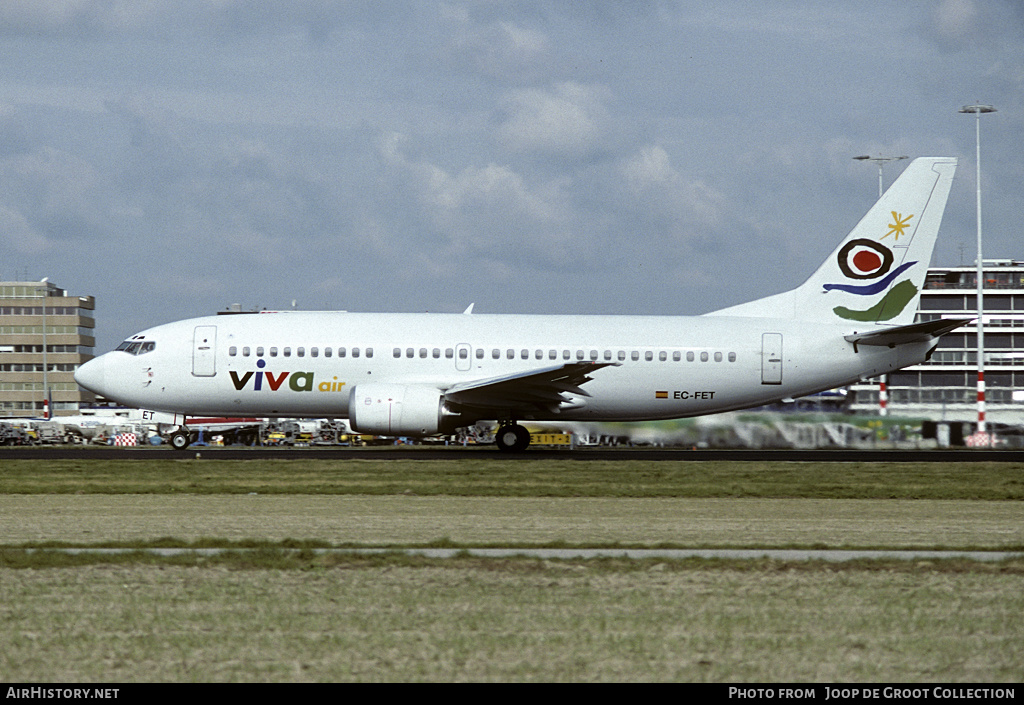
[
  {"left": 844, "top": 317, "right": 972, "bottom": 348},
  {"left": 445, "top": 362, "right": 618, "bottom": 413}
]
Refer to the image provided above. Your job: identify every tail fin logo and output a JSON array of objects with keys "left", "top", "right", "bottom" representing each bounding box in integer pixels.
[
  {"left": 825, "top": 223, "right": 919, "bottom": 322},
  {"left": 827, "top": 238, "right": 916, "bottom": 296},
  {"left": 883, "top": 211, "right": 914, "bottom": 241},
  {"left": 836, "top": 239, "right": 894, "bottom": 280}
]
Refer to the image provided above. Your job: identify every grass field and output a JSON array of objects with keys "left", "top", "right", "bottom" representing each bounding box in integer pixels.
[
  {"left": 1, "top": 457, "right": 1022, "bottom": 498},
  {"left": 1, "top": 456, "right": 1022, "bottom": 682}
]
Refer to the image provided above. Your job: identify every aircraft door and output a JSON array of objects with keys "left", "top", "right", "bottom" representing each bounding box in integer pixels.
[
  {"left": 192, "top": 326, "right": 217, "bottom": 377},
  {"left": 455, "top": 344, "right": 472, "bottom": 372},
  {"left": 761, "top": 332, "right": 783, "bottom": 385}
]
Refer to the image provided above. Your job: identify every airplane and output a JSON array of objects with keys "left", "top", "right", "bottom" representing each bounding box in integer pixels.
[{"left": 75, "top": 156, "right": 966, "bottom": 452}]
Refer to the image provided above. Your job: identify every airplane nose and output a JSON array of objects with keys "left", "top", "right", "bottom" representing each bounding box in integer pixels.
[{"left": 74, "top": 355, "right": 108, "bottom": 395}]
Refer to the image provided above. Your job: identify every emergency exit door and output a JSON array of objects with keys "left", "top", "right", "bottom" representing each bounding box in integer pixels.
[{"left": 761, "top": 332, "right": 783, "bottom": 385}]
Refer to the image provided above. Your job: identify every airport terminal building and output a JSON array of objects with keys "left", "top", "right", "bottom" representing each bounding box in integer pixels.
[
  {"left": 0, "top": 280, "right": 96, "bottom": 418},
  {"left": 849, "top": 260, "right": 1024, "bottom": 426}
]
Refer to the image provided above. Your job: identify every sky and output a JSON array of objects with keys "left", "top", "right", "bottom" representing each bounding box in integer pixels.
[{"left": 1, "top": 0, "right": 1022, "bottom": 353}]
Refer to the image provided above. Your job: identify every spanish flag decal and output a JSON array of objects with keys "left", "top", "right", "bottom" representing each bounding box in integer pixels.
[{"left": 655, "top": 391, "right": 668, "bottom": 399}]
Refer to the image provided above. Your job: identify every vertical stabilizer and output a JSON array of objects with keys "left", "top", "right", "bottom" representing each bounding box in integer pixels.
[{"left": 710, "top": 157, "right": 957, "bottom": 324}]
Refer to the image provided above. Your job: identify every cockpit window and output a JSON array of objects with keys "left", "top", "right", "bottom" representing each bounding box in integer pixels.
[{"left": 115, "top": 340, "right": 156, "bottom": 356}]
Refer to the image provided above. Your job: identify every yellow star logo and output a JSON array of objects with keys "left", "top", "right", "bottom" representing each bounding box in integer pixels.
[{"left": 883, "top": 211, "right": 914, "bottom": 240}]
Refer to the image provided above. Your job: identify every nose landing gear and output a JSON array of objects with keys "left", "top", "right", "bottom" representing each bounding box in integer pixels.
[{"left": 169, "top": 427, "right": 191, "bottom": 450}]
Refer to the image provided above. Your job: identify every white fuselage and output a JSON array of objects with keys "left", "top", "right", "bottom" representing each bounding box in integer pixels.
[{"left": 75, "top": 310, "right": 930, "bottom": 423}]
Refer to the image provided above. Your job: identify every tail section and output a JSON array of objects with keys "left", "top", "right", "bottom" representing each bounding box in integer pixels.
[{"left": 710, "top": 156, "right": 957, "bottom": 324}]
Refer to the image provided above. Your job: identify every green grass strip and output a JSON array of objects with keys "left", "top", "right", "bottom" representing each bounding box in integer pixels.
[{"left": 1, "top": 458, "right": 1022, "bottom": 499}]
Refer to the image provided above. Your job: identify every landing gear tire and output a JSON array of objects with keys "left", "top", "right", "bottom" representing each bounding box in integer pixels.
[
  {"left": 495, "top": 424, "right": 530, "bottom": 452},
  {"left": 170, "top": 431, "right": 191, "bottom": 450}
]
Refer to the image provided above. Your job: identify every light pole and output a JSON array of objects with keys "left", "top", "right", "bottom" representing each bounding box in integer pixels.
[
  {"left": 853, "top": 155, "right": 908, "bottom": 418},
  {"left": 37, "top": 279, "right": 49, "bottom": 419},
  {"left": 959, "top": 104, "right": 996, "bottom": 444},
  {"left": 853, "top": 155, "right": 909, "bottom": 200}
]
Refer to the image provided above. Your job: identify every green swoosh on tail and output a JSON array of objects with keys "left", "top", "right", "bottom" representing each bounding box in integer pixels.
[{"left": 833, "top": 280, "right": 918, "bottom": 322}]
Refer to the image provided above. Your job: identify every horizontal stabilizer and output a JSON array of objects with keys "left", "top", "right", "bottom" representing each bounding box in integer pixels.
[{"left": 844, "top": 317, "right": 972, "bottom": 348}]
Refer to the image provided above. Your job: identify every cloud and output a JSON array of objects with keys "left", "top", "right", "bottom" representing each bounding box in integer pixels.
[
  {"left": 438, "top": 14, "right": 552, "bottom": 82},
  {"left": 926, "top": 0, "right": 1024, "bottom": 52},
  {"left": 933, "top": 0, "right": 981, "bottom": 41},
  {"left": 0, "top": 1, "right": 168, "bottom": 37},
  {"left": 0, "top": 143, "right": 108, "bottom": 246},
  {"left": 378, "top": 131, "right": 580, "bottom": 273},
  {"left": 621, "top": 145, "right": 727, "bottom": 234},
  {"left": 0, "top": 204, "right": 49, "bottom": 255},
  {"left": 496, "top": 82, "right": 612, "bottom": 158}
]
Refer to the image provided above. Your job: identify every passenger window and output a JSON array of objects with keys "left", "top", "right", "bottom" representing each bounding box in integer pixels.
[
  {"left": 507, "top": 349, "right": 515, "bottom": 359},
  {"left": 549, "top": 350, "right": 557, "bottom": 360},
  {"left": 659, "top": 351, "right": 667, "bottom": 361},
  {"left": 687, "top": 351, "right": 694, "bottom": 362},
  {"left": 324, "top": 348, "right": 332, "bottom": 358},
  {"left": 270, "top": 347, "right": 278, "bottom": 357},
  {"left": 310, "top": 347, "right": 318, "bottom": 358},
  {"left": 700, "top": 352, "right": 709, "bottom": 362},
  {"left": 728, "top": 352, "right": 736, "bottom": 362},
  {"left": 419, "top": 348, "right": 428, "bottom": 358},
  {"left": 352, "top": 348, "right": 360, "bottom": 358},
  {"left": 476, "top": 349, "right": 484, "bottom": 359},
  {"left": 394, "top": 348, "right": 402, "bottom": 358},
  {"left": 297, "top": 347, "right": 305, "bottom": 357},
  {"left": 714, "top": 352, "right": 723, "bottom": 362},
  {"left": 432, "top": 348, "right": 441, "bottom": 359},
  {"left": 365, "top": 348, "right": 372, "bottom": 358},
  {"left": 645, "top": 351, "right": 653, "bottom": 361},
  {"left": 257, "top": 347, "right": 265, "bottom": 357},
  {"left": 673, "top": 351, "right": 680, "bottom": 362},
  {"left": 445, "top": 348, "right": 454, "bottom": 359},
  {"left": 590, "top": 350, "right": 598, "bottom": 361},
  {"left": 576, "top": 350, "right": 584, "bottom": 361},
  {"left": 631, "top": 351, "right": 639, "bottom": 361},
  {"left": 339, "top": 347, "right": 346, "bottom": 358},
  {"left": 229, "top": 346, "right": 237, "bottom": 357},
  {"left": 242, "top": 347, "right": 251, "bottom": 357},
  {"left": 535, "top": 350, "right": 543, "bottom": 360},
  {"left": 521, "top": 349, "right": 529, "bottom": 359},
  {"left": 406, "top": 348, "right": 414, "bottom": 358},
  {"left": 563, "top": 350, "right": 571, "bottom": 360},
  {"left": 492, "top": 349, "right": 500, "bottom": 359},
  {"left": 618, "top": 351, "right": 626, "bottom": 361}
]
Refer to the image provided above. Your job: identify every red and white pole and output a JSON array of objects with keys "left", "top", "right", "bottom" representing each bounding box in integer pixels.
[
  {"left": 977, "top": 369, "right": 985, "bottom": 432},
  {"left": 960, "top": 103, "right": 996, "bottom": 447}
]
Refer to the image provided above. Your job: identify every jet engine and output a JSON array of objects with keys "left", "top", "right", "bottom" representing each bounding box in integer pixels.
[{"left": 349, "top": 383, "right": 461, "bottom": 436}]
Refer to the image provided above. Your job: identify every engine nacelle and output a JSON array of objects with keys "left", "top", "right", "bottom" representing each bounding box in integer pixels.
[{"left": 349, "top": 383, "right": 459, "bottom": 436}]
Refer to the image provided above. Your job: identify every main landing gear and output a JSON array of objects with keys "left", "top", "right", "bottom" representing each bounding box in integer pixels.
[{"left": 495, "top": 423, "right": 530, "bottom": 452}]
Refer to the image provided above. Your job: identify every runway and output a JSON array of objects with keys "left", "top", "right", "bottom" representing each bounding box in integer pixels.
[
  {"left": 20, "top": 546, "right": 1024, "bottom": 562},
  {"left": 4, "top": 445, "right": 1024, "bottom": 461}
]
